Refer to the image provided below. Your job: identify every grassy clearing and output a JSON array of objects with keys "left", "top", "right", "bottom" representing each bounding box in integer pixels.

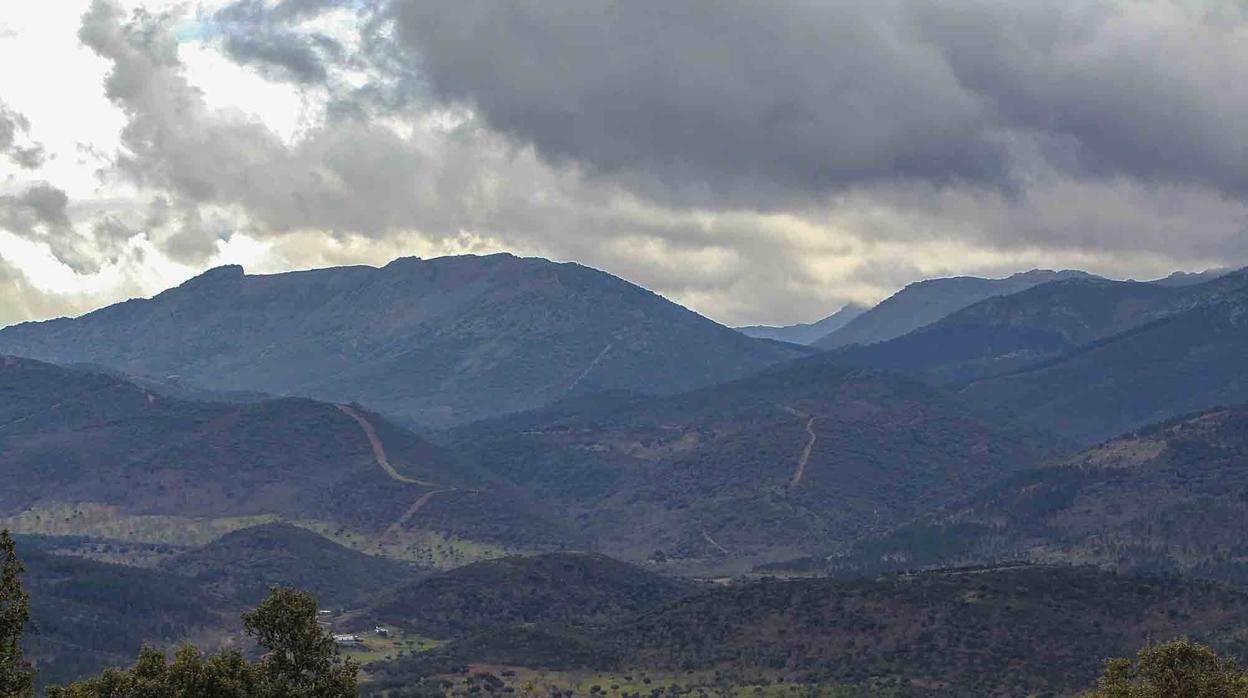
[
  {"left": 441, "top": 667, "right": 894, "bottom": 697},
  {"left": 340, "top": 627, "right": 441, "bottom": 675},
  {"left": 0, "top": 501, "right": 526, "bottom": 569}
]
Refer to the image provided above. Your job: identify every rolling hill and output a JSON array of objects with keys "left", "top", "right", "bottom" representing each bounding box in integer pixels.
[
  {"left": 367, "top": 564, "right": 1248, "bottom": 697},
  {"left": 0, "top": 254, "right": 806, "bottom": 427},
  {"left": 17, "top": 544, "right": 232, "bottom": 690},
  {"left": 364, "top": 552, "right": 690, "bottom": 639},
  {"left": 828, "top": 403, "right": 1248, "bottom": 585},
  {"left": 0, "top": 356, "right": 580, "bottom": 563},
  {"left": 159, "top": 523, "right": 415, "bottom": 608},
  {"left": 446, "top": 356, "right": 1061, "bottom": 564}
]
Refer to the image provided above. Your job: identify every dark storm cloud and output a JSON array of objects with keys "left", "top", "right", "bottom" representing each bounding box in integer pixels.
[
  {"left": 212, "top": 0, "right": 349, "bottom": 85},
  {"left": 389, "top": 0, "right": 1248, "bottom": 204},
  {"left": 390, "top": 0, "right": 1011, "bottom": 205},
  {"left": 0, "top": 100, "right": 45, "bottom": 169}
]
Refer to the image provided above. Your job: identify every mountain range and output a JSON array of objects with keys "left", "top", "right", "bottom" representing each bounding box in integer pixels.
[
  {"left": 812, "top": 269, "right": 1099, "bottom": 349},
  {"left": 0, "top": 254, "right": 806, "bottom": 427},
  {"left": 4, "top": 252, "right": 1248, "bottom": 692}
]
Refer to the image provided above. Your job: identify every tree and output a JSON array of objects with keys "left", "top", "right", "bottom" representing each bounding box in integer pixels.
[
  {"left": 1086, "top": 638, "right": 1248, "bottom": 697},
  {"left": 47, "top": 586, "right": 357, "bottom": 697},
  {"left": 243, "top": 587, "right": 358, "bottom": 697},
  {"left": 0, "top": 529, "right": 32, "bottom": 697}
]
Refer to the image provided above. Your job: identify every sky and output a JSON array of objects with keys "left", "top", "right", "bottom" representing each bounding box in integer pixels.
[{"left": 1, "top": 0, "right": 1246, "bottom": 328}]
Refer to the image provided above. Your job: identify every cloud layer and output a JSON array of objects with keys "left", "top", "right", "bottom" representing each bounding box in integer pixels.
[{"left": 0, "top": 0, "right": 1246, "bottom": 328}]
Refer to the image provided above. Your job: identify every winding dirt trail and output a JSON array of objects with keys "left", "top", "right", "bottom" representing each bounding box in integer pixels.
[
  {"left": 567, "top": 342, "right": 615, "bottom": 392},
  {"left": 790, "top": 416, "right": 817, "bottom": 488},
  {"left": 337, "top": 403, "right": 472, "bottom": 540},
  {"left": 335, "top": 404, "right": 438, "bottom": 486},
  {"left": 702, "top": 528, "right": 731, "bottom": 556},
  {"left": 384, "top": 488, "right": 452, "bottom": 538}
]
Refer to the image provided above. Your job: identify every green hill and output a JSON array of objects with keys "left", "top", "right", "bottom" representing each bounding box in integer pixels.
[
  {"left": 17, "top": 545, "right": 230, "bottom": 690},
  {"left": 0, "top": 356, "right": 581, "bottom": 562},
  {"left": 370, "top": 564, "right": 1248, "bottom": 696},
  {"left": 365, "top": 552, "right": 690, "bottom": 639},
  {"left": 159, "top": 523, "right": 415, "bottom": 608}
]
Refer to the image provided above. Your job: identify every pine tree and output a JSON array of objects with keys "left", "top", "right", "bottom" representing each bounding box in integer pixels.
[{"left": 0, "top": 529, "right": 33, "bottom": 697}]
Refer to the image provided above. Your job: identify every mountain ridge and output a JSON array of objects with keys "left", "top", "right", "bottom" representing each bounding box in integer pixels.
[{"left": 0, "top": 254, "right": 808, "bottom": 428}]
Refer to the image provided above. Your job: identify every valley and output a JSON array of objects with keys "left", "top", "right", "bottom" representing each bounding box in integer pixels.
[{"left": 2, "top": 254, "right": 1247, "bottom": 695}]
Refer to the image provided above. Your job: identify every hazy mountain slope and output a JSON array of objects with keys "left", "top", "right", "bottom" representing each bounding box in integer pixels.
[
  {"left": 447, "top": 357, "right": 1060, "bottom": 563},
  {"left": 0, "top": 356, "right": 580, "bottom": 558},
  {"left": 370, "top": 565, "right": 1248, "bottom": 697},
  {"left": 736, "top": 303, "right": 867, "bottom": 345},
  {"left": 812, "top": 269, "right": 1097, "bottom": 349},
  {"left": 835, "top": 404, "right": 1248, "bottom": 585},
  {"left": 835, "top": 277, "right": 1184, "bottom": 385},
  {"left": 0, "top": 254, "right": 806, "bottom": 427},
  {"left": 365, "top": 552, "right": 690, "bottom": 638},
  {"left": 160, "top": 523, "right": 414, "bottom": 608},
  {"left": 957, "top": 270, "right": 1248, "bottom": 443}
]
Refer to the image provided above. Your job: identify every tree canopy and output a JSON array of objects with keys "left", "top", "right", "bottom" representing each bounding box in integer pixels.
[{"left": 1087, "top": 638, "right": 1248, "bottom": 697}]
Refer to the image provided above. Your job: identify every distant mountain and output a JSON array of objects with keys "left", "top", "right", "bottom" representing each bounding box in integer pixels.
[
  {"left": 1148, "top": 268, "right": 1232, "bottom": 287},
  {"left": 160, "top": 523, "right": 414, "bottom": 608},
  {"left": 0, "top": 356, "right": 580, "bottom": 561},
  {"left": 834, "top": 277, "right": 1183, "bottom": 386},
  {"left": 957, "top": 268, "right": 1248, "bottom": 443},
  {"left": 364, "top": 552, "right": 690, "bottom": 639},
  {"left": 735, "top": 303, "right": 867, "bottom": 345},
  {"left": 446, "top": 357, "right": 1060, "bottom": 564},
  {"left": 834, "top": 403, "right": 1248, "bottom": 585},
  {"left": 0, "top": 254, "right": 807, "bottom": 427},
  {"left": 369, "top": 564, "right": 1248, "bottom": 697},
  {"left": 812, "top": 269, "right": 1098, "bottom": 349}
]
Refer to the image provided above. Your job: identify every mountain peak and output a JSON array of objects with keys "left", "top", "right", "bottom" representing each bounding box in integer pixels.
[{"left": 179, "top": 264, "right": 245, "bottom": 288}]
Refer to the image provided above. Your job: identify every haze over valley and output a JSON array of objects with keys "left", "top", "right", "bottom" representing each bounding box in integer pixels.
[{"left": 3, "top": 1, "right": 1248, "bottom": 696}]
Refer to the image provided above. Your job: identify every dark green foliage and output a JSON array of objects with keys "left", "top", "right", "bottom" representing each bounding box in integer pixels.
[
  {"left": 243, "top": 587, "right": 358, "bottom": 696},
  {"left": 1087, "top": 638, "right": 1248, "bottom": 697},
  {"left": 0, "top": 530, "right": 32, "bottom": 697},
  {"left": 160, "top": 524, "right": 412, "bottom": 608},
  {"left": 46, "top": 588, "right": 357, "bottom": 698},
  {"left": 19, "top": 546, "right": 225, "bottom": 689},
  {"left": 367, "top": 552, "right": 690, "bottom": 638},
  {"left": 374, "top": 565, "right": 1248, "bottom": 696}
]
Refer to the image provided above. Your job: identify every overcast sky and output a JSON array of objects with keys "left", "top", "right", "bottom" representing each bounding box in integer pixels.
[{"left": 1, "top": 0, "right": 1246, "bottom": 328}]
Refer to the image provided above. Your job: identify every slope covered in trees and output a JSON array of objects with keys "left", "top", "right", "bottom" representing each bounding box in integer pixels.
[
  {"left": 370, "top": 564, "right": 1248, "bottom": 696},
  {"left": 448, "top": 358, "right": 1060, "bottom": 563},
  {"left": 0, "top": 255, "right": 806, "bottom": 427},
  {"left": 826, "top": 403, "right": 1248, "bottom": 585}
]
